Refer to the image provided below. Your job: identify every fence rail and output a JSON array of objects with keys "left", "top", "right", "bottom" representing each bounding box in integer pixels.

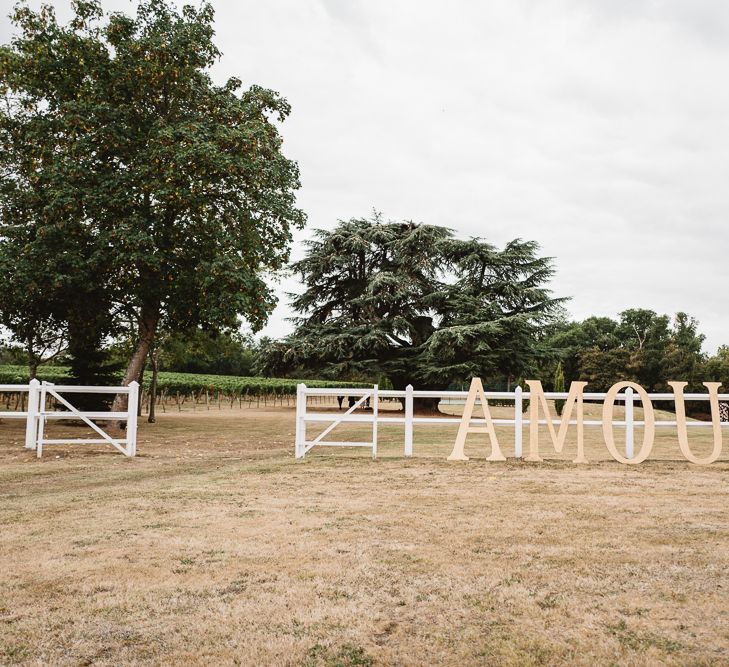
[
  {"left": 0, "top": 380, "right": 139, "bottom": 457},
  {"left": 295, "top": 384, "right": 729, "bottom": 459}
]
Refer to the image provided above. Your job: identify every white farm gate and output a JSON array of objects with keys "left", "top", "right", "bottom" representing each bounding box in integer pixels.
[
  {"left": 294, "top": 384, "right": 729, "bottom": 460},
  {"left": 0, "top": 379, "right": 140, "bottom": 457}
]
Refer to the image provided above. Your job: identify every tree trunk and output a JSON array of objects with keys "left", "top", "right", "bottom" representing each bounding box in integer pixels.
[
  {"left": 27, "top": 340, "right": 38, "bottom": 379},
  {"left": 137, "top": 362, "right": 145, "bottom": 418},
  {"left": 148, "top": 349, "right": 158, "bottom": 424},
  {"left": 413, "top": 396, "right": 441, "bottom": 413},
  {"left": 112, "top": 303, "right": 159, "bottom": 425},
  {"left": 389, "top": 376, "right": 442, "bottom": 414}
]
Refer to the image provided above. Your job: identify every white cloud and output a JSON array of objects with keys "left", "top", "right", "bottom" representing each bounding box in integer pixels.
[
  {"left": 223, "top": 0, "right": 728, "bottom": 352},
  {"left": 3, "top": 0, "right": 728, "bottom": 351}
]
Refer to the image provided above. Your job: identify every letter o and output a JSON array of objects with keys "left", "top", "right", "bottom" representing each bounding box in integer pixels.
[{"left": 602, "top": 381, "right": 655, "bottom": 464}]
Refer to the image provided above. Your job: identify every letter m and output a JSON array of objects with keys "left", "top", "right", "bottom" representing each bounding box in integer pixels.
[{"left": 525, "top": 380, "right": 588, "bottom": 463}]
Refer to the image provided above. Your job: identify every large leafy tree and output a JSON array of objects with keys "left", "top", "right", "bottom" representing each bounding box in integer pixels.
[
  {"left": 262, "top": 214, "right": 564, "bottom": 409},
  {"left": 544, "top": 317, "right": 619, "bottom": 383},
  {"left": 0, "top": 229, "right": 67, "bottom": 377},
  {"left": 0, "top": 0, "right": 305, "bottom": 408},
  {"left": 0, "top": 192, "right": 85, "bottom": 377},
  {"left": 704, "top": 345, "right": 729, "bottom": 391},
  {"left": 663, "top": 312, "right": 705, "bottom": 385},
  {"left": 152, "top": 328, "right": 256, "bottom": 376},
  {"left": 538, "top": 309, "right": 707, "bottom": 392}
]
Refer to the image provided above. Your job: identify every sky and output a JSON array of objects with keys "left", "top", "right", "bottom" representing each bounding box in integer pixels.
[{"left": 3, "top": 0, "right": 728, "bottom": 352}]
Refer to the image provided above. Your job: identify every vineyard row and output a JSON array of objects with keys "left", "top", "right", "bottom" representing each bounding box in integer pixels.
[{"left": 0, "top": 365, "right": 368, "bottom": 396}]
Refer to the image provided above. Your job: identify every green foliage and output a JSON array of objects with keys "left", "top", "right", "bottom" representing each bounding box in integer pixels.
[
  {"left": 0, "top": 344, "right": 26, "bottom": 366},
  {"left": 0, "top": 364, "right": 68, "bottom": 383},
  {"left": 0, "top": 2, "right": 113, "bottom": 375},
  {"left": 539, "top": 310, "right": 709, "bottom": 392},
  {"left": 704, "top": 345, "right": 729, "bottom": 390},
  {"left": 152, "top": 329, "right": 256, "bottom": 376},
  {"left": 576, "top": 347, "right": 632, "bottom": 392},
  {"left": 64, "top": 282, "right": 119, "bottom": 409},
  {"left": 0, "top": 365, "right": 366, "bottom": 395},
  {"left": 0, "top": 0, "right": 305, "bottom": 385},
  {"left": 0, "top": 196, "right": 71, "bottom": 374},
  {"left": 261, "top": 213, "right": 564, "bottom": 394}
]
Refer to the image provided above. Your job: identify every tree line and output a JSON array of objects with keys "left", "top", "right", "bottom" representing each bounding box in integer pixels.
[
  {"left": 0, "top": 328, "right": 259, "bottom": 378},
  {"left": 256, "top": 214, "right": 728, "bottom": 410},
  {"left": 536, "top": 310, "right": 727, "bottom": 393}
]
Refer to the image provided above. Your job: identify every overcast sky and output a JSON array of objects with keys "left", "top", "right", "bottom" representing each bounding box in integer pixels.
[{"left": 3, "top": 1, "right": 729, "bottom": 351}]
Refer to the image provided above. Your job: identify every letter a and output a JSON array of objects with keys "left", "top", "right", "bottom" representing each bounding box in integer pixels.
[{"left": 448, "top": 378, "right": 505, "bottom": 461}]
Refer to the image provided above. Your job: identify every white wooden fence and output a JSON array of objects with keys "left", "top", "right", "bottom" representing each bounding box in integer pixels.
[
  {"left": 0, "top": 380, "right": 140, "bottom": 458},
  {"left": 295, "top": 384, "right": 729, "bottom": 459}
]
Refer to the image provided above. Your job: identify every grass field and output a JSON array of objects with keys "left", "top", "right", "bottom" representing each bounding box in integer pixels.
[{"left": 1, "top": 402, "right": 728, "bottom": 666}]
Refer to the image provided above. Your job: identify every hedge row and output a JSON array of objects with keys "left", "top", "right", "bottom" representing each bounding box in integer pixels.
[{"left": 0, "top": 365, "right": 368, "bottom": 396}]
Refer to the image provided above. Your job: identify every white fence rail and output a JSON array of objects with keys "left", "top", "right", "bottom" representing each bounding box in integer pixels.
[
  {"left": 295, "top": 384, "right": 729, "bottom": 459},
  {"left": 0, "top": 379, "right": 140, "bottom": 458}
]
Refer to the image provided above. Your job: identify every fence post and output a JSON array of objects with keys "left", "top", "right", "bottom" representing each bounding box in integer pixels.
[
  {"left": 625, "top": 387, "right": 634, "bottom": 459},
  {"left": 372, "top": 385, "right": 378, "bottom": 459},
  {"left": 404, "top": 384, "right": 413, "bottom": 457},
  {"left": 24, "top": 379, "right": 40, "bottom": 450},
  {"left": 295, "top": 383, "right": 306, "bottom": 459},
  {"left": 126, "top": 381, "right": 139, "bottom": 457},
  {"left": 514, "top": 386, "right": 523, "bottom": 458},
  {"left": 36, "top": 382, "right": 48, "bottom": 458}
]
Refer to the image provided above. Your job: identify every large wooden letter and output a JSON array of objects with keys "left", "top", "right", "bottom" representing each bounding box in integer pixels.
[
  {"left": 448, "top": 378, "right": 505, "bottom": 461},
  {"left": 602, "top": 381, "right": 655, "bottom": 464},
  {"left": 669, "top": 381, "right": 723, "bottom": 465},
  {"left": 526, "top": 380, "right": 588, "bottom": 463}
]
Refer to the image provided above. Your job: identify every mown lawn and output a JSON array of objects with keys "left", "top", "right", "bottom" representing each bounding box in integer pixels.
[{"left": 1, "top": 405, "right": 728, "bottom": 666}]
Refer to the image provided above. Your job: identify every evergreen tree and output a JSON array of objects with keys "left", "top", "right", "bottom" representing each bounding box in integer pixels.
[{"left": 261, "top": 213, "right": 564, "bottom": 411}]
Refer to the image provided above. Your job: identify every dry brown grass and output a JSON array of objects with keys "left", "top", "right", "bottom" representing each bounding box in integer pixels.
[{"left": 1, "top": 403, "right": 729, "bottom": 666}]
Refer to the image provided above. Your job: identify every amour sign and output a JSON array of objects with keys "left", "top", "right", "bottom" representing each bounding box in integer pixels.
[{"left": 449, "top": 378, "right": 726, "bottom": 465}]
